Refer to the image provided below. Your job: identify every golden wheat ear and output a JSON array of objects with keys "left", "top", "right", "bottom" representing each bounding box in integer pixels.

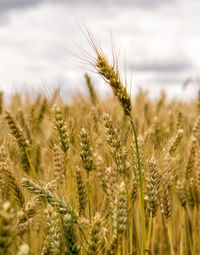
[
  {"left": 86, "top": 212, "right": 102, "bottom": 254},
  {"left": 52, "top": 104, "right": 70, "bottom": 155},
  {"left": 41, "top": 205, "right": 62, "bottom": 255},
  {"left": 75, "top": 166, "right": 87, "bottom": 216},
  {"left": 95, "top": 50, "right": 132, "bottom": 116},
  {"left": 83, "top": 30, "right": 132, "bottom": 116},
  {"left": 5, "top": 110, "right": 31, "bottom": 172}
]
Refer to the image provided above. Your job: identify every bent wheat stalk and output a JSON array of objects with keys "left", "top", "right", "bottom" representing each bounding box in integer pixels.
[{"left": 91, "top": 45, "right": 146, "bottom": 254}]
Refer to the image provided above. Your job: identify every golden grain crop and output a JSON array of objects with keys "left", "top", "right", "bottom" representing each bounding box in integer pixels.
[{"left": 0, "top": 47, "right": 199, "bottom": 255}]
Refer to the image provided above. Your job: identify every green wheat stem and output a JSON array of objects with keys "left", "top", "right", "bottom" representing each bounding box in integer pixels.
[
  {"left": 125, "top": 180, "right": 131, "bottom": 255},
  {"left": 132, "top": 210, "right": 142, "bottom": 255},
  {"left": 122, "top": 233, "right": 126, "bottom": 255},
  {"left": 65, "top": 156, "right": 78, "bottom": 211},
  {"left": 146, "top": 212, "right": 153, "bottom": 253},
  {"left": 87, "top": 173, "right": 92, "bottom": 222},
  {"left": 130, "top": 117, "right": 146, "bottom": 255},
  {"left": 118, "top": 233, "right": 123, "bottom": 255}
]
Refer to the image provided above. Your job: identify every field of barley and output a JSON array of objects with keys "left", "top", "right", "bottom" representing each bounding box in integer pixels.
[{"left": 0, "top": 47, "right": 200, "bottom": 255}]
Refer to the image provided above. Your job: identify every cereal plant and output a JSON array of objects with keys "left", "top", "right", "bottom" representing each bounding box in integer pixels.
[{"left": 0, "top": 42, "right": 200, "bottom": 255}]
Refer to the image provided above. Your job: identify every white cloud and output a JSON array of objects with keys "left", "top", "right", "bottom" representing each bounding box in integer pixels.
[{"left": 0, "top": 0, "right": 199, "bottom": 100}]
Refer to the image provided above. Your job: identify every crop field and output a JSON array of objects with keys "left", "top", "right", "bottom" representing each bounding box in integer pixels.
[{"left": 0, "top": 46, "right": 200, "bottom": 255}]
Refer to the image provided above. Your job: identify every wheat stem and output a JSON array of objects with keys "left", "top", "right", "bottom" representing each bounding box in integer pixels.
[
  {"left": 161, "top": 213, "right": 170, "bottom": 255},
  {"left": 87, "top": 173, "right": 92, "bottom": 223},
  {"left": 130, "top": 117, "right": 146, "bottom": 255},
  {"left": 167, "top": 221, "right": 175, "bottom": 255},
  {"left": 132, "top": 211, "right": 142, "bottom": 255},
  {"left": 146, "top": 212, "right": 153, "bottom": 253},
  {"left": 65, "top": 157, "right": 78, "bottom": 211}
]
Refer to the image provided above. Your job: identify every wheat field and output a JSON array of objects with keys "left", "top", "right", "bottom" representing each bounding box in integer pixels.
[{"left": 0, "top": 46, "right": 200, "bottom": 255}]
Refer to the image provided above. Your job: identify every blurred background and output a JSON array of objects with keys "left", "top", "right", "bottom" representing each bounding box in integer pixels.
[{"left": 0, "top": 0, "right": 199, "bottom": 100}]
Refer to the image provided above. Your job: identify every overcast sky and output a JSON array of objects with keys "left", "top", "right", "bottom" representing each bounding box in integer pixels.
[{"left": 0, "top": 0, "right": 199, "bottom": 100}]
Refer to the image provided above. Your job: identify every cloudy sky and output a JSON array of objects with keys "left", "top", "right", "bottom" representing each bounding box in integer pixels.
[{"left": 0, "top": 0, "right": 199, "bottom": 100}]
